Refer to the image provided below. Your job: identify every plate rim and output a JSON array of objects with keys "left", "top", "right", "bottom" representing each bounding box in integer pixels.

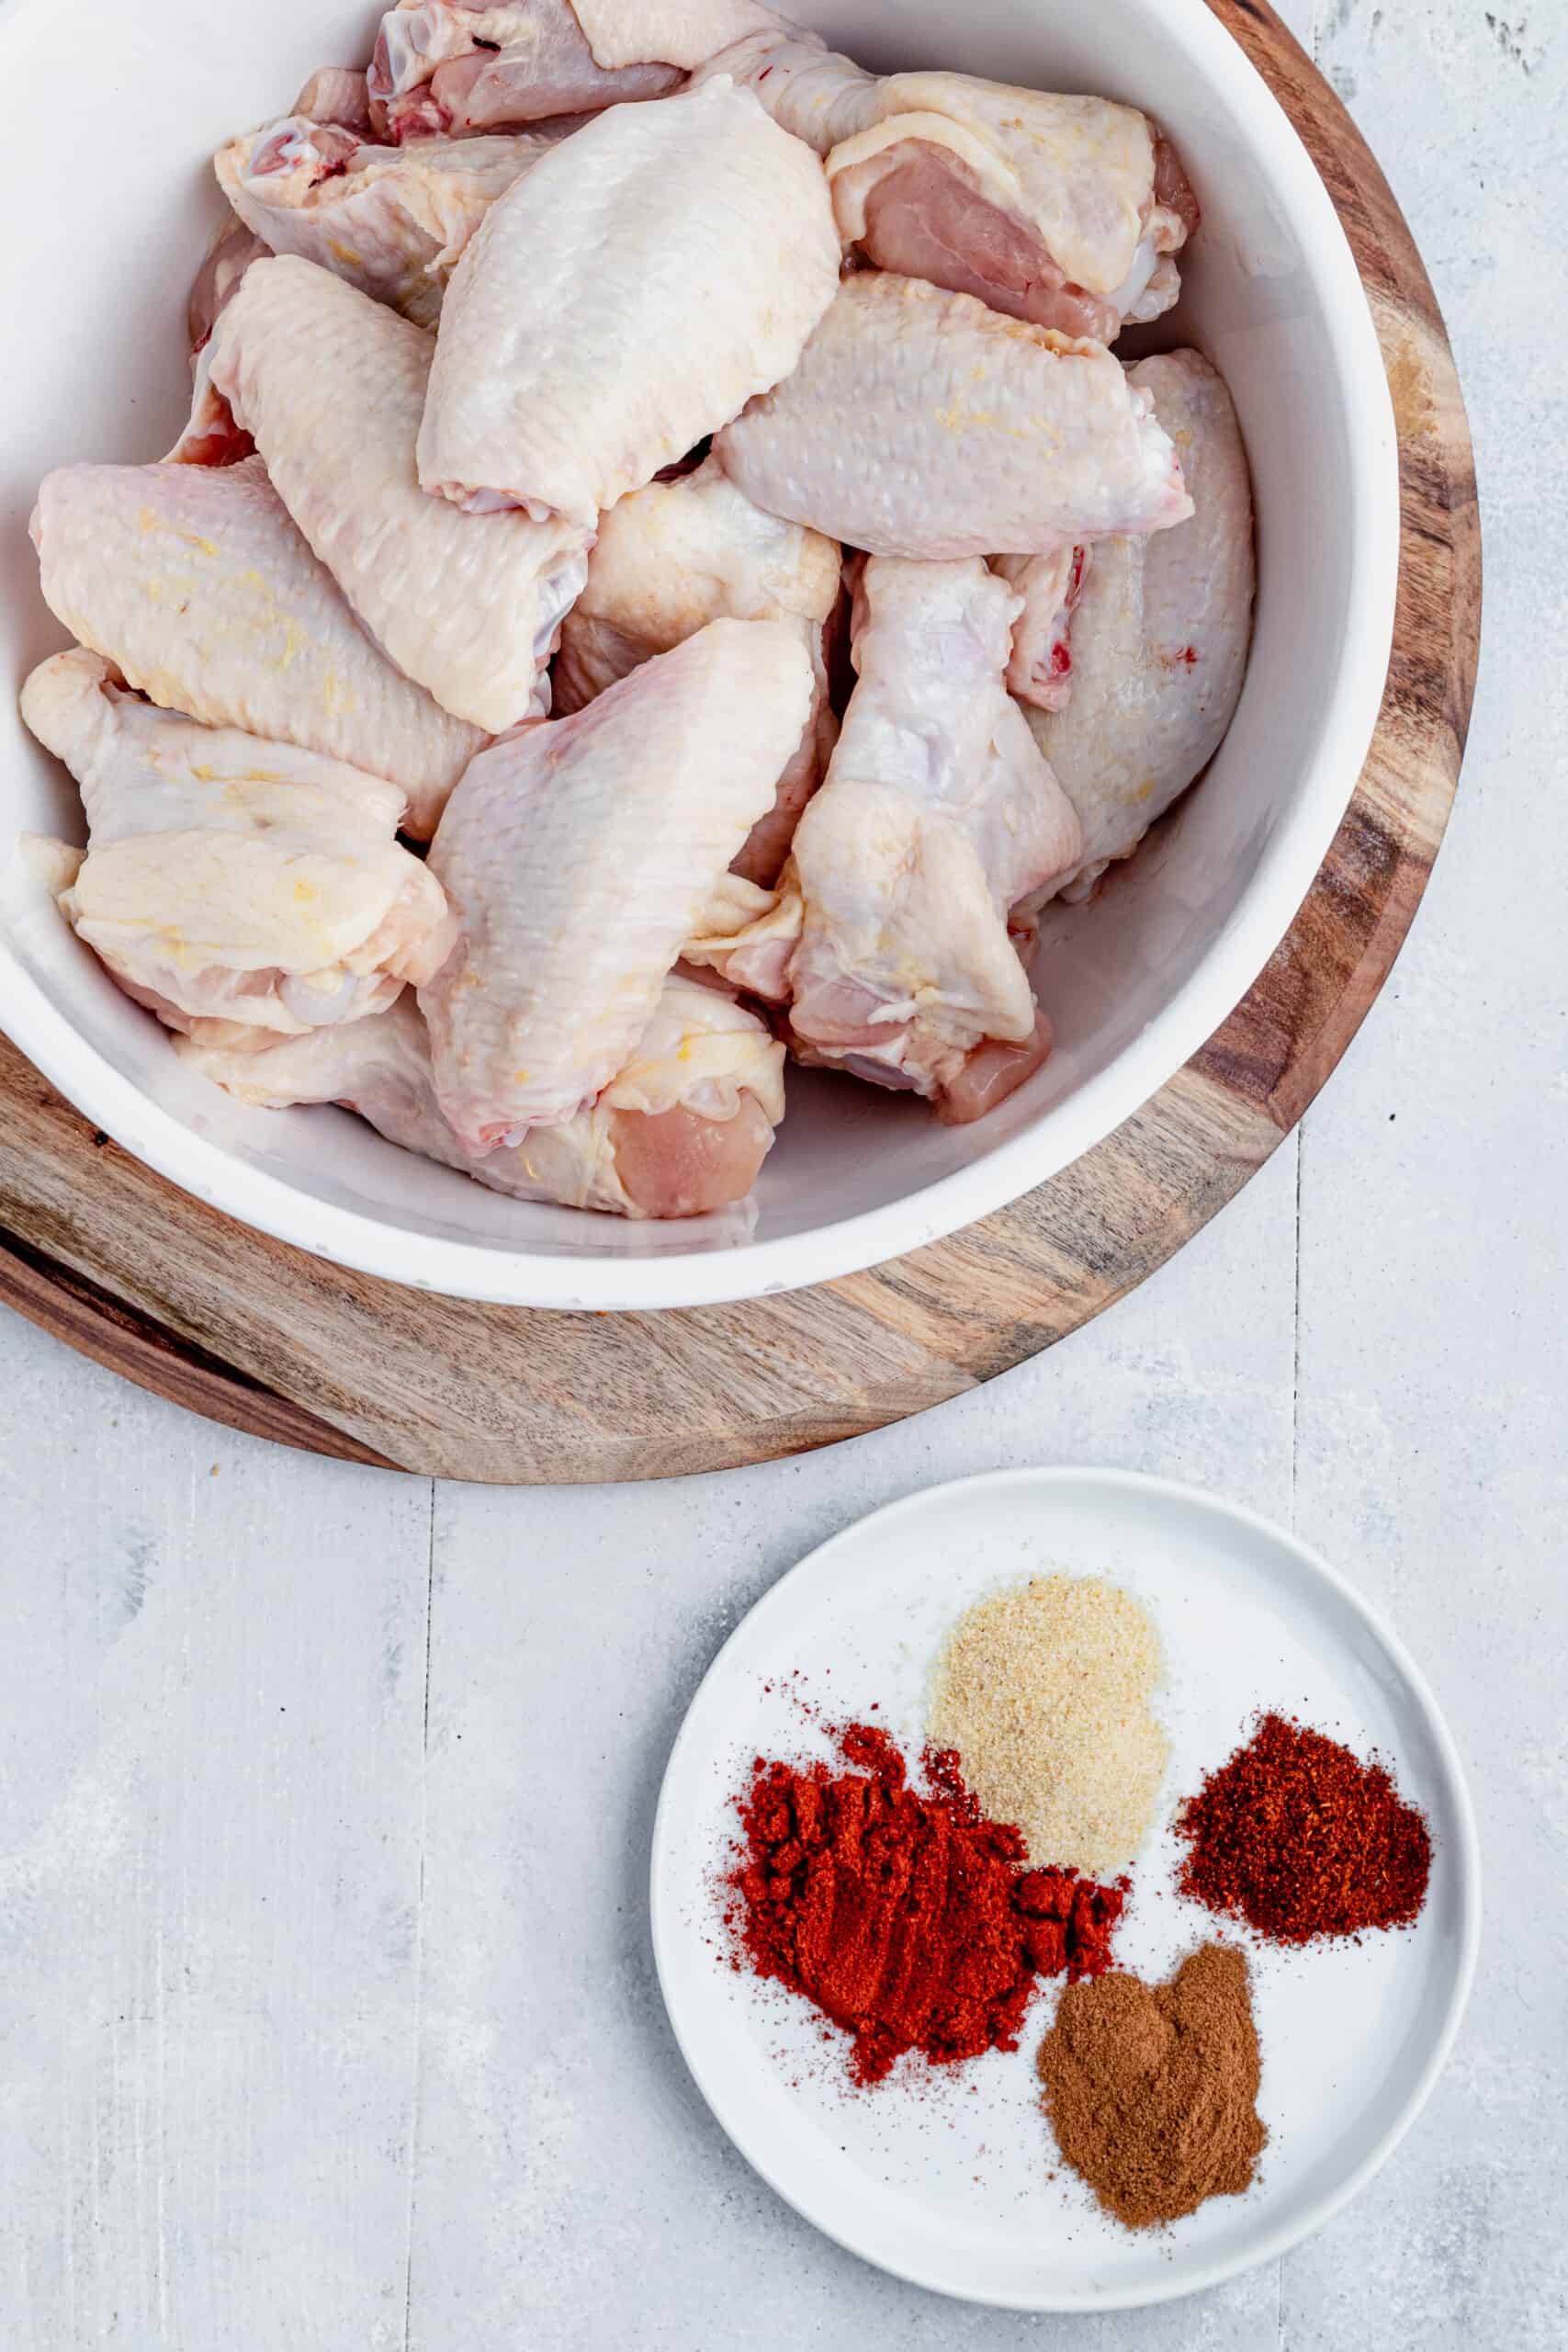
[{"left": 649, "top": 1465, "right": 1483, "bottom": 2312}]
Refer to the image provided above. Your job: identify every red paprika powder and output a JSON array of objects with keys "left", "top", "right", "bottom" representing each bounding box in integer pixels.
[
  {"left": 1175, "top": 1712, "right": 1431, "bottom": 1943},
  {"left": 725, "top": 1722, "right": 1125, "bottom": 2086}
]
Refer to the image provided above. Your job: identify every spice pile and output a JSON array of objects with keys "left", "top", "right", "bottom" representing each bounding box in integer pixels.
[
  {"left": 1175, "top": 1712, "right": 1433, "bottom": 1943},
  {"left": 1038, "top": 1944, "right": 1267, "bottom": 2227},
  {"left": 929, "top": 1574, "right": 1168, "bottom": 1874},
  {"left": 716, "top": 1566, "right": 1438, "bottom": 2242},
  {"left": 725, "top": 1722, "right": 1125, "bottom": 2086}
]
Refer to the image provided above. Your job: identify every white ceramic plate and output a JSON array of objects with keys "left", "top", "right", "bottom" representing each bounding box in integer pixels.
[
  {"left": 0, "top": 0, "right": 1400, "bottom": 1308},
  {"left": 650, "top": 1470, "right": 1480, "bottom": 2311}
]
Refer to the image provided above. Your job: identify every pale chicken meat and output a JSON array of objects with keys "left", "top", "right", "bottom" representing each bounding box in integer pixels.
[
  {"left": 31, "top": 458, "right": 485, "bottom": 837},
  {"left": 368, "top": 1, "right": 682, "bottom": 141},
  {"left": 715, "top": 272, "right": 1191, "bottom": 560},
  {"left": 682, "top": 867, "right": 807, "bottom": 1001},
  {"left": 216, "top": 115, "right": 563, "bottom": 328},
  {"left": 422, "top": 616, "right": 813, "bottom": 1149},
  {"left": 209, "top": 257, "right": 587, "bottom": 732},
  {"left": 992, "top": 545, "right": 1091, "bottom": 712},
  {"left": 291, "top": 67, "right": 376, "bottom": 135},
  {"left": 781, "top": 557, "right": 1081, "bottom": 1118},
  {"left": 417, "top": 76, "right": 840, "bottom": 527},
  {"left": 698, "top": 27, "right": 1195, "bottom": 338},
  {"left": 166, "top": 339, "right": 256, "bottom": 470},
  {"left": 368, "top": 0, "right": 780, "bottom": 141},
  {"left": 182, "top": 974, "right": 784, "bottom": 1219},
  {"left": 20, "top": 650, "right": 455, "bottom": 1046},
  {"left": 175, "top": 216, "right": 271, "bottom": 471},
  {"left": 1025, "top": 351, "right": 1255, "bottom": 901},
  {"left": 554, "top": 455, "right": 841, "bottom": 885},
  {"left": 187, "top": 215, "right": 271, "bottom": 356}
]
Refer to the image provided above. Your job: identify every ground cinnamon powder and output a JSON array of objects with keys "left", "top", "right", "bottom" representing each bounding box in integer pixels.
[{"left": 1037, "top": 1944, "right": 1267, "bottom": 2227}]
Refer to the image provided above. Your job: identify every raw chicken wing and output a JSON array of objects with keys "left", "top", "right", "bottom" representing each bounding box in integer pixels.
[
  {"left": 209, "top": 257, "right": 586, "bottom": 732},
  {"left": 21, "top": 650, "right": 454, "bottom": 1045},
  {"left": 31, "top": 458, "right": 485, "bottom": 836},
  {"left": 175, "top": 216, "right": 270, "bottom": 469},
  {"left": 700, "top": 28, "right": 1195, "bottom": 337},
  {"left": 216, "top": 115, "right": 563, "bottom": 328},
  {"left": 683, "top": 868, "right": 806, "bottom": 1001},
  {"left": 369, "top": 0, "right": 779, "bottom": 138},
  {"left": 691, "top": 27, "right": 873, "bottom": 147},
  {"left": 368, "top": 1, "right": 681, "bottom": 141},
  {"left": 783, "top": 557, "right": 1082, "bottom": 1114},
  {"left": 422, "top": 616, "right": 813, "bottom": 1148},
  {"left": 569, "top": 0, "right": 779, "bottom": 69},
  {"left": 554, "top": 455, "right": 841, "bottom": 884},
  {"left": 716, "top": 272, "right": 1190, "bottom": 560},
  {"left": 992, "top": 544, "right": 1090, "bottom": 711},
  {"left": 166, "top": 341, "right": 255, "bottom": 469},
  {"left": 417, "top": 76, "right": 840, "bottom": 527},
  {"left": 1026, "top": 351, "right": 1255, "bottom": 899},
  {"left": 183, "top": 973, "right": 784, "bottom": 1218}
]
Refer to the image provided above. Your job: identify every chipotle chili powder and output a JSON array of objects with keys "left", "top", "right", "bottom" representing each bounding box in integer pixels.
[
  {"left": 726, "top": 1722, "right": 1125, "bottom": 2086},
  {"left": 1175, "top": 1712, "right": 1431, "bottom": 1943}
]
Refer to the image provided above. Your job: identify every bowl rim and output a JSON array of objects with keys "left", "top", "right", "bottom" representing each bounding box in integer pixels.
[{"left": 0, "top": 0, "right": 1401, "bottom": 1312}]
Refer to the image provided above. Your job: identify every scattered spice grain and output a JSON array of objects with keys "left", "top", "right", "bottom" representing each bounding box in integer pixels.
[
  {"left": 1175, "top": 1713, "right": 1432, "bottom": 1942},
  {"left": 929, "top": 1574, "right": 1168, "bottom": 1874},
  {"left": 1037, "top": 1943, "right": 1267, "bottom": 2227}
]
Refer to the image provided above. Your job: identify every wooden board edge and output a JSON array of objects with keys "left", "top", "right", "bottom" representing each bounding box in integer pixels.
[{"left": 0, "top": 1227, "right": 403, "bottom": 1472}]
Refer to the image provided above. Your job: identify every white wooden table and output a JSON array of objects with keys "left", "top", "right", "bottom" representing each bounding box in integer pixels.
[{"left": 2, "top": 6, "right": 1563, "bottom": 2345}]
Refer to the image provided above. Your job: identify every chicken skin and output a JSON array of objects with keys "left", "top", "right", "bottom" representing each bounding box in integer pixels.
[
  {"left": 1025, "top": 351, "right": 1255, "bottom": 900},
  {"left": 21, "top": 650, "right": 454, "bottom": 1046},
  {"left": 554, "top": 456, "right": 841, "bottom": 885},
  {"left": 182, "top": 973, "right": 784, "bottom": 1219},
  {"left": 417, "top": 76, "right": 840, "bottom": 527},
  {"left": 568, "top": 0, "right": 778, "bottom": 69},
  {"left": 31, "top": 458, "right": 485, "bottom": 838},
  {"left": 782, "top": 557, "right": 1081, "bottom": 1114},
  {"left": 209, "top": 257, "right": 587, "bottom": 732},
  {"left": 421, "top": 617, "right": 813, "bottom": 1149},
  {"left": 715, "top": 272, "right": 1190, "bottom": 560}
]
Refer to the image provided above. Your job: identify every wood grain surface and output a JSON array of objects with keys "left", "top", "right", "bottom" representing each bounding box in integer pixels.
[{"left": 0, "top": 0, "right": 1481, "bottom": 1486}]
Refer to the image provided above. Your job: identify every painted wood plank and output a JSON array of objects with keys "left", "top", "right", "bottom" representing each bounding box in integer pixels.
[{"left": 0, "top": 1321, "right": 433, "bottom": 2349}]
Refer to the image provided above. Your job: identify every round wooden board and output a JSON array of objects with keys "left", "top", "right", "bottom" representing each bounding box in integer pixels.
[{"left": 0, "top": 0, "right": 1480, "bottom": 1485}]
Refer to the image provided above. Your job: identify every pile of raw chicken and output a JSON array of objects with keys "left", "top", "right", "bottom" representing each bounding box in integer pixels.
[{"left": 21, "top": 0, "right": 1255, "bottom": 1224}]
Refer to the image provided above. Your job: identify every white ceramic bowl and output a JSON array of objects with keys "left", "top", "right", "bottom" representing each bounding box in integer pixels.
[{"left": 0, "top": 0, "right": 1398, "bottom": 1310}]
